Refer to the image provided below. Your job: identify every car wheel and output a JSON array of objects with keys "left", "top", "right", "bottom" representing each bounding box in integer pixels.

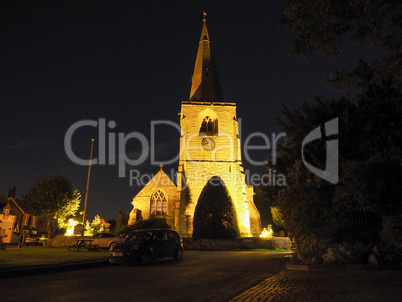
[
  {"left": 174, "top": 247, "right": 183, "bottom": 261},
  {"left": 139, "top": 252, "right": 151, "bottom": 266},
  {"left": 108, "top": 242, "right": 117, "bottom": 251}
]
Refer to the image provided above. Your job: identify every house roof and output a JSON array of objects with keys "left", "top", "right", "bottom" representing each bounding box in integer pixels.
[{"left": 7, "top": 196, "right": 25, "bottom": 214}]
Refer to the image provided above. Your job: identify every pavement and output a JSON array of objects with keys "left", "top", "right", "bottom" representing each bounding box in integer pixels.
[
  {"left": 229, "top": 269, "right": 402, "bottom": 301},
  {"left": 1, "top": 251, "right": 401, "bottom": 301}
]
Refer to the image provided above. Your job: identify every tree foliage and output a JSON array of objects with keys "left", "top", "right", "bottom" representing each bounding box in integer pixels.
[
  {"left": 83, "top": 215, "right": 110, "bottom": 236},
  {"left": 21, "top": 175, "right": 81, "bottom": 224},
  {"left": 193, "top": 176, "right": 240, "bottom": 239},
  {"left": 281, "top": 0, "right": 401, "bottom": 92},
  {"left": 270, "top": 206, "right": 284, "bottom": 229},
  {"left": 267, "top": 0, "right": 402, "bottom": 265},
  {"left": 265, "top": 86, "right": 401, "bottom": 264}
]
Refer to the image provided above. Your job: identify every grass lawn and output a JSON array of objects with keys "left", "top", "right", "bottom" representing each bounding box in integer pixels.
[
  {"left": 0, "top": 246, "right": 108, "bottom": 269},
  {"left": 235, "top": 248, "right": 291, "bottom": 252},
  {"left": 0, "top": 246, "right": 290, "bottom": 270}
]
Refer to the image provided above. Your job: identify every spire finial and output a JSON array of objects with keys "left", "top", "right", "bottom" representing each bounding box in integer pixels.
[
  {"left": 159, "top": 164, "right": 164, "bottom": 170},
  {"left": 203, "top": 11, "right": 207, "bottom": 22}
]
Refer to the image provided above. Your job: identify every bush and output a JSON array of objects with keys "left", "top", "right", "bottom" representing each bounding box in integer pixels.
[
  {"left": 193, "top": 176, "right": 240, "bottom": 239},
  {"left": 322, "top": 245, "right": 352, "bottom": 265},
  {"left": 183, "top": 237, "right": 292, "bottom": 251}
]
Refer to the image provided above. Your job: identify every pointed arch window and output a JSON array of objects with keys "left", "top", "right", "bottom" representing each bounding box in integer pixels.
[
  {"left": 200, "top": 116, "right": 218, "bottom": 135},
  {"left": 150, "top": 190, "right": 168, "bottom": 216}
]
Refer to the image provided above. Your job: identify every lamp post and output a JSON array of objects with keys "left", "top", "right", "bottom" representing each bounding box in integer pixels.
[{"left": 82, "top": 139, "right": 94, "bottom": 235}]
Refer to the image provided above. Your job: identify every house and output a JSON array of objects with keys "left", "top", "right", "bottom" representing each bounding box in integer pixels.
[
  {"left": 0, "top": 187, "right": 44, "bottom": 244},
  {"left": 0, "top": 188, "right": 25, "bottom": 243}
]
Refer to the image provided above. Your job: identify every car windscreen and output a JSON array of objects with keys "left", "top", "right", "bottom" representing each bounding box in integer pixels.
[{"left": 124, "top": 231, "right": 153, "bottom": 242}]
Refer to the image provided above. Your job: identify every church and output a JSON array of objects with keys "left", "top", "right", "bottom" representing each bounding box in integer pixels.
[{"left": 128, "top": 15, "right": 261, "bottom": 237}]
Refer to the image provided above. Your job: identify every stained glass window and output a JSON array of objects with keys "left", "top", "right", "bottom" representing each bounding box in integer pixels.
[{"left": 150, "top": 190, "right": 168, "bottom": 215}]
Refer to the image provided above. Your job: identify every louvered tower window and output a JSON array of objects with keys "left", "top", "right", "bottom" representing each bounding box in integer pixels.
[{"left": 200, "top": 116, "right": 218, "bottom": 135}]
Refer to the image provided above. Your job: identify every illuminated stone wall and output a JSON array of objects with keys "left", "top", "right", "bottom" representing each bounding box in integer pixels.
[
  {"left": 178, "top": 101, "right": 261, "bottom": 237},
  {"left": 129, "top": 168, "right": 179, "bottom": 229},
  {"left": 246, "top": 185, "right": 261, "bottom": 236},
  {"left": 0, "top": 213, "right": 16, "bottom": 243},
  {"left": 129, "top": 101, "right": 261, "bottom": 237}
]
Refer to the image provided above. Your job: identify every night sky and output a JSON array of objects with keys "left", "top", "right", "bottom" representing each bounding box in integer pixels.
[{"left": 0, "top": 1, "right": 379, "bottom": 221}]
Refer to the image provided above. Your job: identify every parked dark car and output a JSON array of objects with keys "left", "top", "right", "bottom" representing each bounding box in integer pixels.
[
  {"left": 108, "top": 229, "right": 183, "bottom": 265},
  {"left": 25, "top": 234, "right": 48, "bottom": 246},
  {"left": 91, "top": 233, "right": 124, "bottom": 250}
]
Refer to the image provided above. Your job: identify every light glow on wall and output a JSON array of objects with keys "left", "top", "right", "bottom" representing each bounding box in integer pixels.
[
  {"left": 260, "top": 225, "right": 273, "bottom": 238},
  {"left": 65, "top": 218, "right": 79, "bottom": 236}
]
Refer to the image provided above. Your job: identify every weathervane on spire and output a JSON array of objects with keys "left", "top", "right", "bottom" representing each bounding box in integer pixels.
[{"left": 203, "top": 11, "right": 207, "bottom": 22}]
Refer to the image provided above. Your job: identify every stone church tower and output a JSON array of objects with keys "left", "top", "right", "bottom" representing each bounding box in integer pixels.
[
  {"left": 177, "top": 15, "right": 260, "bottom": 237},
  {"left": 129, "top": 15, "right": 261, "bottom": 237}
]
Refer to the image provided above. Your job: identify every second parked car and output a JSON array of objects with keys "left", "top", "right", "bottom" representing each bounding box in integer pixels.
[
  {"left": 91, "top": 233, "right": 124, "bottom": 250},
  {"left": 25, "top": 233, "right": 48, "bottom": 246}
]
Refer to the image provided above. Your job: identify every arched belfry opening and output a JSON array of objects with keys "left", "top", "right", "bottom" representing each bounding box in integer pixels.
[
  {"left": 192, "top": 176, "right": 240, "bottom": 239},
  {"left": 199, "top": 109, "right": 218, "bottom": 135}
]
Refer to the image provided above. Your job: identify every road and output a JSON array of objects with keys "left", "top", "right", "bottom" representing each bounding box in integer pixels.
[{"left": 1, "top": 251, "right": 291, "bottom": 302}]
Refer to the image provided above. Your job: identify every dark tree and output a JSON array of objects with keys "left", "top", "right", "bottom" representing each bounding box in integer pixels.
[
  {"left": 107, "top": 219, "right": 117, "bottom": 233},
  {"left": 265, "top": 84, "right": 402, "bottom": 263},
  {"left": 193, "top": 176, "right": 240, "bottom": 239},
  {"left": 21, "top": 175, "right": 81, "bottom": 240},
  {"left": 265, "top": 0, "right": 402, "bottom": 265},
  {"left": 281, "top": 0, "right": 401, "bottom": 92}
]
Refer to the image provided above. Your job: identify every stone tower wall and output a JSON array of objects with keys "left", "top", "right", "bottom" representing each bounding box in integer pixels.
[
  {"left": 179, "top": 101, "right": 254, "bottom": 237},
  {"left": 129, "top": 170, "right": 179, "bottom": 229}
]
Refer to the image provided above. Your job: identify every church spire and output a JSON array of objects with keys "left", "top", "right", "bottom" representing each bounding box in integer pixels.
[{"left": 189, "top": 12, "right": 223, "bottom": 102}]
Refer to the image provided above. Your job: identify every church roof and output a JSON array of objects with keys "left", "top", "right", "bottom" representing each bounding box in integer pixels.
[
  {"left": 189, "top": 13, "right": 223, "bottom": 102},
  {"left": 134, "top": 165, "right": 177, "bottom": 198}
]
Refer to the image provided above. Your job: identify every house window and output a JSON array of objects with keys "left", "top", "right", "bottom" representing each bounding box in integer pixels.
[
  {"left": 22, "top": 214, "right": 29, "bottom": 226},
  {"left": 150, "top": 190, "right": 168, "bottom": 216},
  {"left": 200, "top": 116, "right": 218, "bottom": 135},
  {"left": 3, "top": 208, "right": 10, "bottom": 218},
  {"left": 30, "top": 216, "right": 37, "bottom": 227}
]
